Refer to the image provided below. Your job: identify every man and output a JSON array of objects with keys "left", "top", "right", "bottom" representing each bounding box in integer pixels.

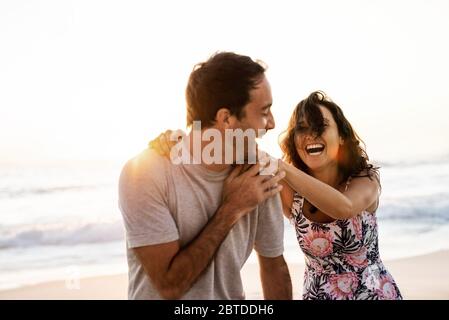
[{"left": 118, "top": 52, "right": 292, "bottom": 299}]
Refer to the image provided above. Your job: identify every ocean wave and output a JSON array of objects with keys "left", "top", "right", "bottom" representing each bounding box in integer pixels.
[
  {"left": 0, "top": 220, "right": 125, "bottom": 249},
  {"left": 378, "top": 207, "right": 449, "bottom": 223},
  {"left": 0, "top": 184, "right": 104, "bottom": 199},
  {"left": 375, "top": 154, "right": 449, "bottom": 168},
  {"left": 2, "top": 200, "right": 448, "bottom": 251},
  {"left": 377, "top": 198, "right": 449, "bottom": 223}
]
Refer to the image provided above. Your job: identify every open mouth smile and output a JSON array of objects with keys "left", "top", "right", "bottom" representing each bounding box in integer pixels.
[{"left": 305, "top": 143, "right": 325, "bottom": 156}]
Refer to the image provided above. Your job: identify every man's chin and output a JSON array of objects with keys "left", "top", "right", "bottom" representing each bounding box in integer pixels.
[{"left": 234, "top": 153, "right": 258, "bottom": 165}]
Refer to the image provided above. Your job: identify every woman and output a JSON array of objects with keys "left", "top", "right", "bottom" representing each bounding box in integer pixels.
[
  {"left": 150, "top": 91, "right": 402, "bottom": 300},
  {"left": 277, "top": 91, "right": 401, "bottom": 300}
]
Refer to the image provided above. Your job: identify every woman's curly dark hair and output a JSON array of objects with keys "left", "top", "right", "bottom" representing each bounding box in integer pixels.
[{"left": 279, "top": 91, "right": 379, "bottom": 186}]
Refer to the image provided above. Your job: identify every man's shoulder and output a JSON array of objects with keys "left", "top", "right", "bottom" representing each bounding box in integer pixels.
[{"left": 120, "top": 148, "right": 172, "bottom": 186}]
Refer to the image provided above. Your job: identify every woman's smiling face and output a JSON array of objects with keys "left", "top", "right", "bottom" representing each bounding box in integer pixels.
[{"left": 295, "top": 105, "right": 343, "bottom": 171}]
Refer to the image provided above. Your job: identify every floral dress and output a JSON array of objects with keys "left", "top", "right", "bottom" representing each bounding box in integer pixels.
[{"left": 290, "top": 183, "right": 402, "bottom": 300}]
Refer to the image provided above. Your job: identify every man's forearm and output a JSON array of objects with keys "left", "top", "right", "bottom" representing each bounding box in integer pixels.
[
  {"left": 162, "top": 204, "right": 242, "bottom": 298},
  {"left": 259, "top": 255, "right": 292, "bottom": 300}
]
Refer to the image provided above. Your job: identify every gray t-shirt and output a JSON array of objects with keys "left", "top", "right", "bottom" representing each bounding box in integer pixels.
[{"left": 118, "top": 148, "right": 284, "bottom": 300}]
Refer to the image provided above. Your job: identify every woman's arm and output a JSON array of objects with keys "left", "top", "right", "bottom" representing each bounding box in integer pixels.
[
  {"left": 280, "top": 161, "right": 379, "bottom": 220},
  {"left": 279, "top": 180, "right": 294, "bottom": 219}
]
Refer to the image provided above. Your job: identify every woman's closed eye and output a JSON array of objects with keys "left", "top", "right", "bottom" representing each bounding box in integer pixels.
[{"left": 295, "top": 125, "right": 308, "bottom": 133}]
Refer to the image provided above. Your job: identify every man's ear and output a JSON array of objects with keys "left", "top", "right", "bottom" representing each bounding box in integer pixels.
[{"left": 215, "top": 108, "right": 237, "bottom": 129}]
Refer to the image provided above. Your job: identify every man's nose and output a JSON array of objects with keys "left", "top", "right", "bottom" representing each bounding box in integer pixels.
[{"left": 266, "top": 112, "right": 275, "bottom": 131}]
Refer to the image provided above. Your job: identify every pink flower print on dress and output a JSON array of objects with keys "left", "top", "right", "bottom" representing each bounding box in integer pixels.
[
  {"left": 308, "top": 259, "right": 325, "bottom": 275},
  {"left": 376, "top": 274, "right": 398, "bottom": 300},
  {"left": 365, "top": 213, "right": 377, "bottom": 227},
  {"left": 327, "top": 272, "right": 359, "bottom": 299},
  {"left": 303, "top": 230, "right": 334, "bottom": 257},
  {"left": 351, "top": 216, "right": 363, "bottom": 240},
  {"left": 345, "top": 247, "right": 368, "bottom": 268}
]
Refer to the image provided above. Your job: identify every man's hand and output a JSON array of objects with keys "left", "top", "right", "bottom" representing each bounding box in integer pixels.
[{"left": 222, "top": 163, "right": 285, "bottom": 223}]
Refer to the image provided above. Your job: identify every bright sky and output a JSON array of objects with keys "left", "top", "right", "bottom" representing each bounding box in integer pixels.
[{"left": 1, "top": 0, "right": 449, "bottom": 165}]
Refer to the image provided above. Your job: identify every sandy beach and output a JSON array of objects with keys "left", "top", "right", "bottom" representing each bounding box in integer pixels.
[{"left": 1, "top": 250, "right": 448, "bottom": 300}]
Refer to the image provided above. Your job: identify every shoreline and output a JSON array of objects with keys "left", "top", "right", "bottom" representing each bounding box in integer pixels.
[{"left": 1, "top": 249, "right": 449, "bottom": 300}]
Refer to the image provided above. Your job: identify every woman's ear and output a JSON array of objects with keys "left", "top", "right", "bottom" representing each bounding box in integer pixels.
[
  {"left": 215, "top": 108, "right": 236, "bottom": 129},
  {"left": 339, "top": 136, "right": 345, "bottom": 145}
]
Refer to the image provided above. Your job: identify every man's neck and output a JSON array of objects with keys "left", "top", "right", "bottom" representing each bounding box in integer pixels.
[{"left": 187, "top": 130, "right": 231, "bottom": 172}]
